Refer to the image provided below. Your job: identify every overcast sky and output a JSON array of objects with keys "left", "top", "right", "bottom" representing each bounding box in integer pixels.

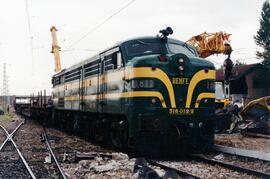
[{"left": 0, "top": 0, "right": 266, "bottom": 95}]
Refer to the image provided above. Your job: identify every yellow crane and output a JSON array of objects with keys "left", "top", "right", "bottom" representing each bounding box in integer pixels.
[
  {"left": 50, "top": 26, "right": 62, "bottom": 73},
  {"left": 186, "top": 32, "right": 232, "bottom": 58}
]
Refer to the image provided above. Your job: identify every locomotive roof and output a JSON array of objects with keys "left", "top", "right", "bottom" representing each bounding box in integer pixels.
[{"left": 53, "top": 36, "right": 188, "bottom": 77}]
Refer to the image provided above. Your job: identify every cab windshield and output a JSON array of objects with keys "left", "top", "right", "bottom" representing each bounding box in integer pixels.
[
  {"left": 125, "top": 40, "right": 162, "bottom": 57},
  {"left": 124, "top": 39, "right": 198, "bottom": 59},
  {"left": 167, "top": 43, "right": 197, "bottom": 57}
]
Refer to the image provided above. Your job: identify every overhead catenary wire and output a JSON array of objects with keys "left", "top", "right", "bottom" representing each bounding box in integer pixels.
[
  {"left": 62, "top": 48, "right": 100, "bottom": 53},
  {"left": 62, "top": 0, "right": 128, "bottom": 44},
  {"left": 25, "top": 0, "right": 34, "bottom": 73},
  {"left": 65, "top": 0, "right": 136, "bottom": 51}
]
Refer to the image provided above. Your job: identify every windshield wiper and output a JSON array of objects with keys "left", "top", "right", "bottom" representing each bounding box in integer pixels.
[
  {"left": 182, "top": 43, "right": 195, "bottom": 55},
  {"left": 135, "top": 40, "right": 148, "bottom": 46}
]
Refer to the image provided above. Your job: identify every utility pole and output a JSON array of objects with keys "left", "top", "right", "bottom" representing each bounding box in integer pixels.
[{"left": 2, "top": 63, "right": 9, "bottom": 113}]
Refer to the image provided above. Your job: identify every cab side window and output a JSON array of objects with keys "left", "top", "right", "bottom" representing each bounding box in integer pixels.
[
  {"left": 117, "top": 52, "right": 123, "bottom": 69},
  {"left": 104, "top": 54, "right": 115, "bottom": 71},
  {"left": 104, "top": 51, "right": 123, "bottom": 71}
]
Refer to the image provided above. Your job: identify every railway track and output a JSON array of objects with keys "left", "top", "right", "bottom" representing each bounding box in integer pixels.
[
  {"left": 146, "top": 157, "right": 270, "bottom": 178},
  {"left": 0, "top": 122, "right": 36, "bottom": 178},
  {"left": 143, "top": 148, "right": 270, "bottom": 179},
  {"left": 190, "top": 154, "right": 270, "bottom": 178},
  {"left": 146, "top": 159, "right": 200, "bottom": 179},
  {"left": 0, "top": 121, "right": 67, "bottom": 178},
  {"left": 42, "top": 127, "right": 67, "bottom": 179}
]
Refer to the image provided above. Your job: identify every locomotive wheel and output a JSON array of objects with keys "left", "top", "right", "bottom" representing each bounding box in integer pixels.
[{"left": 109, "top": 119, "right": 128, "bottom": 149}]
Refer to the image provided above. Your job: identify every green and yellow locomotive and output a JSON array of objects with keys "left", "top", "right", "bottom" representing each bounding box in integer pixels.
[{"left": 51, "top": 28, "right": 216, "bottom": 155}]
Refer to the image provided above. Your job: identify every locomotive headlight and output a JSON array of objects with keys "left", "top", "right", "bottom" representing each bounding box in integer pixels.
[
  {"left": 178, "top": 58, "right": 184, "bottom": 63},
  {"left": 151, "top": 98, "right": 157, "bottom": 104},
  {"left": 179, "top": 66, "right": 184, "bottom": 71},
  {"left": 179, "top": 65, "right": 185, "bottom": 75},
  {"left": 131, "top": 79, "right": 154, "bottom": 89},
  {"left": 178, "top": 58, "right": 185, "bottom": 75}
]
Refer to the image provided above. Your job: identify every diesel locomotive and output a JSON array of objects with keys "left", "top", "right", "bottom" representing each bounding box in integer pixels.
[{"left": 50, "top": 28, "right": 216, "bottom": 155}]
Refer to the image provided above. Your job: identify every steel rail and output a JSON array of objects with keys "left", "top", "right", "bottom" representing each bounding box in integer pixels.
[
  {"left": 0, "top": 123, "right": 36, "bottom": 179},
  {"left": 146, "top": 159, "right": 201, "bottom": 179},
  {"left": 43, "top": 128, "right": 67, "bottom": 179},
  {"left": 0, "top": 122, "right": 24, "bottom": 151},
  {"left": 190, "top": 154, "right": 270, "bottom": 178}
]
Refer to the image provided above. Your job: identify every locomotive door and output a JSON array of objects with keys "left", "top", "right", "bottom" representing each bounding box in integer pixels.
[
  {"left": 97, "top": 57, "right": 106, "bottom": 113},
  {"left": 79, "top": 67, "right": 85, "bottom": 111}
]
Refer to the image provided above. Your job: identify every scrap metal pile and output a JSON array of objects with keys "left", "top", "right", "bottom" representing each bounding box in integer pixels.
[
  {"left": 215, "top": 96, "right": 270, "bottom": 135},
  {"left": 240, "top": 96, "right": 270, "bottom": 135}
]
